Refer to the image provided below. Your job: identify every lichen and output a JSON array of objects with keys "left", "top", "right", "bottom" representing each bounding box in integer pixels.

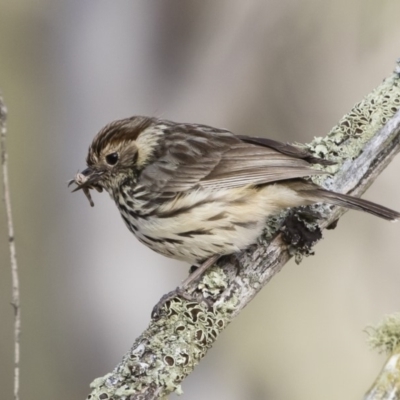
[
  {"left": 88, "top": 285, "right": 234, "bottom": 399},
  {"left": 262, "top": 210, "right": 288, "bottom": 241},
  {"left": 366, "top": 313, "right": 400, "bottom": 355},
  {"left": 198, "top": 265, "right": 228, "bottom": 297},
  {"left": 280, "top": 211, "right": 323, "bottom": 264},
  {"left": 305, "top": 73, "right": 400, "bottom": 187}
]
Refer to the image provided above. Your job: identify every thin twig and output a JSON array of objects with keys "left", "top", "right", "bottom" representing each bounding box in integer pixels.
[{"left": 0, "top": 94, "right": 21, "bottom": 400}]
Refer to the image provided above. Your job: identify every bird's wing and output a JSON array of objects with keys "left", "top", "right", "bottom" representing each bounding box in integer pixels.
[{"left": 137, "top": 124, "right": 328, "bottom": 196}]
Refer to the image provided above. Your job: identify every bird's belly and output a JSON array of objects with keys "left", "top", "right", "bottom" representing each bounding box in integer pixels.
[
  {"left": 116, "top": 188, "right": 271, "bottom": 263},
  {"left": 130, "top": 212, "right": 265, "bottom": 264},
  {"left": 116, "top": 184, "right": 305, "bottom": 264}
]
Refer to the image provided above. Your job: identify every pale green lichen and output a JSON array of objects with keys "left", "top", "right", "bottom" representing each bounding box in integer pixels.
[
  {"left": 88, "top": 286, "right": 234, "bottom": 399},
  {"left": 307, "top": 73, "right": 400, "bottom": 186},
  {"left": 366, "top": 314, "right": 400, "bottom": 355},
  {"left": 214, "top": 294, "right": 238, "bottom": 315},
  {"left": 198, "top": 265, "right": 228, "bottom": 297}
]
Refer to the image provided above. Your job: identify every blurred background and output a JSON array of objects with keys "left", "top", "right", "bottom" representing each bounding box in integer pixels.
[{"left": 1, "top": 1, "right": 400, "bottom": 399}]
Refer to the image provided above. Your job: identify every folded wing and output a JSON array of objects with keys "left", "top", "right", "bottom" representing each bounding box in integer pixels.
[{"left": 138, "top": 124, "right": 329, "bottom": 195}]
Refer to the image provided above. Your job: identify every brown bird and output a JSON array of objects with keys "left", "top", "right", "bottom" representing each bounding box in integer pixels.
[{"left": 69, "top": 116, "right": 399, "bottom": 305}]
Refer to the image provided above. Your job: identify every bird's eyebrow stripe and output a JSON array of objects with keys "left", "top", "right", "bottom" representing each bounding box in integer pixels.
[{"left": 89, "top": 117, "right": 154, "bottom": 160}]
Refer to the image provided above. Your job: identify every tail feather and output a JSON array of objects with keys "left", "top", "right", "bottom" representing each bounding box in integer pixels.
[{"left": 304, "top": 189, "right": 400, "bottom": 222}]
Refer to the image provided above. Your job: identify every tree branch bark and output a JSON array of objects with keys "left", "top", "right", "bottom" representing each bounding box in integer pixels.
[{"left": 87, "top": 63, "right": 400, "bottom": 400}]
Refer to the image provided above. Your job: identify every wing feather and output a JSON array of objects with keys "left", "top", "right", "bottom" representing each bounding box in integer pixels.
[{"left": 137, "top": 123, "right": 328, "bottom": 196}]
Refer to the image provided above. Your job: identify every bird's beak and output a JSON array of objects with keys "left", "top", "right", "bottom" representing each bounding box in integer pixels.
[{"left": 68, "top": 167, "right": 104, "bottom": 207}]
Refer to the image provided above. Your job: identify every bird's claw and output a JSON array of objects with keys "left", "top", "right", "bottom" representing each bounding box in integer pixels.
[
  {"left": 151, "top": 287, "right": 211, "bottom": 319},
  {"left": 151, "top": 287, "right": 187, "bottom": 319}
]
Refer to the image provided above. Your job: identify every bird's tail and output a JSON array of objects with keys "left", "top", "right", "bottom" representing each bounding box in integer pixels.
[{"left": 303, "top": 188, "right": 400, "bottom": 221}]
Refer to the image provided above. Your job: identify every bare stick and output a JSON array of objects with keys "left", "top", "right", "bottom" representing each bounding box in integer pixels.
[
  {"left": 87, "top": 64, "right": 400, "bottom": 400},
  {"left": 0, "top": 94, "right": 21, "bottom": 400}
]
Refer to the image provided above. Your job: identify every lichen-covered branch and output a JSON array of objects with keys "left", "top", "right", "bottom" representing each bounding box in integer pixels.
[
  {"left": 0, "top": 94, "right": 21, "bottom": 400},
  {"left": 87, "top": 63, "right": 400, "bottom": 400},
  {"left": 364, "top": 314, "right": 400, "bottom": 399}
]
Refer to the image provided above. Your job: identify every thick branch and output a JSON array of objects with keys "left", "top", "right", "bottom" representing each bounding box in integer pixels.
[
  {"left": 87, "top": 66, "right": 400, "bottom": 400},
  {"left": 1, "top": 94, "right": 21, "bottom": 400}
]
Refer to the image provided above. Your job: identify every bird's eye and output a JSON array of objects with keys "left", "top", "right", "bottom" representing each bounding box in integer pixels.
[{"left": 105, "top": 152, "right": 119, "bottom": 166}]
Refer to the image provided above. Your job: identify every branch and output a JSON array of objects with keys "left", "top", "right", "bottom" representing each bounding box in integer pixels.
[
  {"left": 87, "top": 64, "right": 400, "bottom": 400},
  {"left": 0, "top": 94, "right": 21, "bottom": 400}
]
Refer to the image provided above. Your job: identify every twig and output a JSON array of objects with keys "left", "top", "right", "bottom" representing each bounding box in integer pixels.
[
  {"left": 87, "top": 63, "right": 400, "bottom": 400},
  {"left": 0, "top": 94, "right": 21, "bottom": 400}
]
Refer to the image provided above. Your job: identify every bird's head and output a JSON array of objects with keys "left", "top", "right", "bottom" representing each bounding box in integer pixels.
[{"left": 69, "top": 116, "right": 161, "bottom": 206}]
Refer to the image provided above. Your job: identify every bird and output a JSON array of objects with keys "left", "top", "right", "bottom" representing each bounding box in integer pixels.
[{"left": 69, "top": 116, "right": 399, "bottom": 310}]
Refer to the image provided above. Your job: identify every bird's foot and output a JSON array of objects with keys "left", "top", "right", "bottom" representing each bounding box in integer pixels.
[
  {"left": 151, "top": 287, "right": 211, "bottom": 319},
  {"left": 151, "top": 255, "right": 220, "bottom": 319},
  {"left": 151, "top": 287, "right": 184, "bottom": 319}
]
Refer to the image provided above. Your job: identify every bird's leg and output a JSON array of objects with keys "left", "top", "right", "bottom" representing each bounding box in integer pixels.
[
  {"left": 180, "top": 254, "right": 220, "bottom": 288},
  {"left": 151, "top": 254, "right": 220, "bottom": 319}
]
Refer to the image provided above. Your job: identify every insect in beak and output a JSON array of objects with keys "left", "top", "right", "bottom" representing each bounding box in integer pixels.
[{"left": 68, "top": 168, "right": 103, "bottom": 207}]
